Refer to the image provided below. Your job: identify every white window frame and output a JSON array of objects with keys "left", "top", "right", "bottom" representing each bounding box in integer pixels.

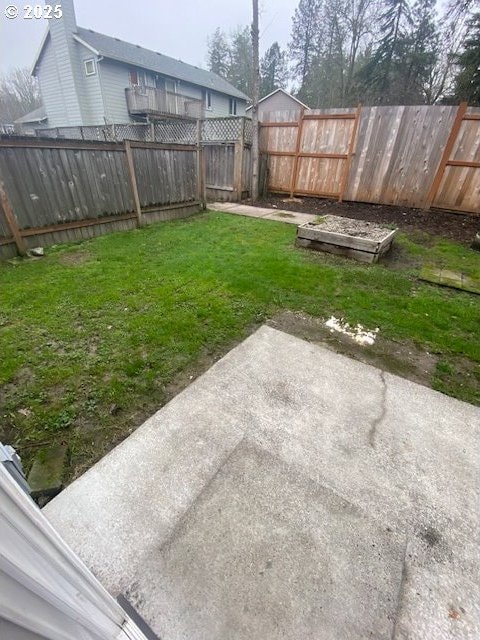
[
  {"left": 0, "top": 464, "right": 150, "bottom": 640},
  {"left": 229, "top": 98, "right": 237, "bottom": 116},
  {"left": 84, "top": 59, "right": 96, "bottom": 76}
]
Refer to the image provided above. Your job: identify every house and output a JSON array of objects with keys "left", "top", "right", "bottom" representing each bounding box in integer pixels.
[
  {"left": 18, "top": 0, "right": 248, "bottom": 131},
  {"left": 246, "top": 88, "right": 309, "bottom": 121}
]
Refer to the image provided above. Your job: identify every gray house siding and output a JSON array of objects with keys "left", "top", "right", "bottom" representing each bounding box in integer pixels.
[
  {"left": 47, "top": 4, "right": 85, "bottom": 125},
  {"left": 37, "top": 37, "right": 104, "bottom": 127},
  {"left": 36, "top": 37, "right": 66, "bottom": 128},
  {"left": 78, "top": 47, "right": 104, "bottom": 124},
  {"left": 209, "top": 92, "right": 246, "bottom": 118},
  {"left": 37, "top": 38, "right": 76, "bottom": 127}
]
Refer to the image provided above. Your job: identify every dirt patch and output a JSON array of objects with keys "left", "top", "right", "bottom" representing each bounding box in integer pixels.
[
  {"left": 249, "top": 196, "right": 479, "bottom": 245},
  {"left": 268, "top": 310, "right": 438, "bottom": 388},
  {"left": 58, "top": 250, "right": 92, "bottom": 266},
  {"left": 0, "top": 367, "right": 34, "bottom": 405}
]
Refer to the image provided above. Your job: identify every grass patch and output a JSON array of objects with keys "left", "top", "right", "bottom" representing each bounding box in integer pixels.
[{"left": 1, "top": 210, "right": 479, "bottom": 480}]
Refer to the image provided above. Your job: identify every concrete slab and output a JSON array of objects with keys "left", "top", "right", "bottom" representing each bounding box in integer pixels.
[
  {"left": 27, "top": 443, "right": 67, "bottom": 499},
  {"left": 208, "top": 202, "right": 315, "bottom": 225},
  {"left": 420, "top": 265, "right": 480, "bottom": 295},
  {"left": 44, "top": 327, "right": 480, "bottom": 639}
]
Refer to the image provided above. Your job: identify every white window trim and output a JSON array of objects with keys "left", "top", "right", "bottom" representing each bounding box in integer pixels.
[
  {"left": 229, "top": 98, "right": 237, "bottom": 116},
  {"left": 84, "top": 58, "right": 96, "bottom": 76}
]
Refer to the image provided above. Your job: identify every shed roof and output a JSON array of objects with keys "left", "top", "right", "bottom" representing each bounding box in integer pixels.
[
  {"left": 245, "top": 88, "right": 309, "bottom": 111},
  {"left": 14, "top": 105, "right": 47, "bottom": 124}
]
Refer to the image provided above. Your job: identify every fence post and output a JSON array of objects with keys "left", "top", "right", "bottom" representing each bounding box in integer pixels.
[
  {"left": 0, "top": 183, "right": 27, "bottom": 256},
  {"left": 233, "top": 118, "right": 246, "bottom": 200},
  {"left": 290, "top": 108, "right": 305, "bottom": 198},
  {"left": 124, "top": 141, "right": 143, "bottom": 226},
  {"left": 150, "top": 122, "right": 155, "bottom": 142},
  {"left": 423, "top": 101, "right": 468, "bottom": 211},
  {"left": 196, "top": 119, "right": 206, "bottom": 209},
  {"left": 339, "top": 104, "right": 362, "bottom": 203}
]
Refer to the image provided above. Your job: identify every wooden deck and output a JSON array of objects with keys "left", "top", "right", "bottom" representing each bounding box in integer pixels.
[{"left": 126, "top": 86, "right": 203, "bottom": 120}]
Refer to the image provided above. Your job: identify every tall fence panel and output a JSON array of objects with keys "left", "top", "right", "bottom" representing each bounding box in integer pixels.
[
  {"left": 346, "top": 105, "right": 458, "bottom": 207},
  {"left": 131, "top": 145, "right": 197, "bottom": 208},
  {"left": 260, "top": 104, "right": 480, "bottom": 214},
  {"left": 204, "top": 144, "right": 236, "bottom": 201},
  {"left": 0, "top": 137, "right": 202, "bottom": 259},
  {"left": 427, "top": 107, "right": 480, "bottom": 213}
]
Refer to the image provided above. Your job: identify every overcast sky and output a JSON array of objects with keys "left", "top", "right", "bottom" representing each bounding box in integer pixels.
[{"left": 0, "top": 0, "right": 299, "bottom": 75}]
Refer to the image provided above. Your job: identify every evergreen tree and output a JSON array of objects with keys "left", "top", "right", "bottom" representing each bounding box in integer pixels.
[
  {"left": 207, "top": 28, "right": 230, "bottom": 78},
  {"left": 454, "top": 12, "right": 480, "bottom": 105},
  {"left": 403, "top": 0, "right": 439, "bottom": 103},
  {"left": 228, "top": 27, "right": 254, "bottom": 97},
  {"left": 296, "top": 0, "right": 375, "bottom": 108},
  {"left": 359, "top": 0, "right": 413, "bottom": 103},
  {"left": 289, "top": 0, "right": 323, "bottom": 91},
  {"left": 260, "top": 43, "right": 289, "bottom": 96}
]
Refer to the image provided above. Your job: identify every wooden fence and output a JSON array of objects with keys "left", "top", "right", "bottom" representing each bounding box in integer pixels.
[
  {"left": 204, "top": 142, "right": 251, "bottom": 202},
  {"left": 0, "top": 136, "right": 204, "bottom": 259},
  {"left": 260, "top": 103, "right": 480, "bottom": 214}
]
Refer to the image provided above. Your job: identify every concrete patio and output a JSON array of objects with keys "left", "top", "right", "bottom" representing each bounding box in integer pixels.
[{"left": 45, "top": 326, "right": 480, "bottom": 639}]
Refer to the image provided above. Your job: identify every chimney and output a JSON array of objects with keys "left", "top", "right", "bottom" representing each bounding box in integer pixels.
[{"left": 48, "top": 0, "right": 84, "bottom": 125}]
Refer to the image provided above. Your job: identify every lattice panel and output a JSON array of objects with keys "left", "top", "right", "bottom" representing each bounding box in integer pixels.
[
  {"left": 202, "top": 117, "right": 242, "bottom": 141},
  {"left": 113, "top": 124, "right": 153, "bottom": 142},
  {"left": 244, "top": 118, "right": 253, "bottom": 144},
  {"left": 154, "top": 120, "right": 197, "bottom": 144},
  {"left": 36, "top": 117, "right": 251, "bottom": 144}
]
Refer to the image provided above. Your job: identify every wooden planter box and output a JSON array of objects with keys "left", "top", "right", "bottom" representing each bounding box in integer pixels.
[{"left": 296, "top": 216, "right": 397, "bottom": 264}]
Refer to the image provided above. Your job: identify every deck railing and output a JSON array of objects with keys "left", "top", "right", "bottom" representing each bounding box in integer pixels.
[{"left": 125, "top": 86, "right": 203, "bottom": 119}]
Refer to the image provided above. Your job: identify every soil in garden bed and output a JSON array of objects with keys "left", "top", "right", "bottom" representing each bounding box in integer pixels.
[{"left": 248, "top": 196, "right": 479, "bottom": 245}]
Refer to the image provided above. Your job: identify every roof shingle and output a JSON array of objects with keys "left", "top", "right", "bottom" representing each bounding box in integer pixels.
[{"left": 76, "top": 27, "right": 249, "bottom": 101}]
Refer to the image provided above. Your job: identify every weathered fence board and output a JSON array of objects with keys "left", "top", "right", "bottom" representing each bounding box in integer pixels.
[
  {"left": 260, "top": 104, "right": 480, "bottom": 214},
  {"left": 0, "top": 137, "right": 201, "bottom": 259},
  {"left": 131, "top": 147, "right": 197, "bottom": 208}
]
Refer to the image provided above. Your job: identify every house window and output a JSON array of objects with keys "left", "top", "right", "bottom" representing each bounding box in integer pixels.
[
  {"left": 205, "top": 91, "right": 212, "bottom": 110},
  {"left": 129, "top": 70, "right": 139, "bottom": 86},
  {"left": 84, "top": 59, "right": 96, "bottom": 76},
  {"left": 165, "top": 78, "right": 176, "bottom": 93},
  {"left": 229, "top": 98, "right": 237, "bottom": 115}
]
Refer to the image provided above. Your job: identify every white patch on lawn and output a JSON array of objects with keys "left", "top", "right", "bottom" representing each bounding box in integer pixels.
[{"left": 325, "top": 316, "right": 379, "bottom": 346}]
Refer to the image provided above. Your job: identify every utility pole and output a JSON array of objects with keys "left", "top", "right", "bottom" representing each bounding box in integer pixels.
[{"left": 251, "top": 0, "right": 260, "bottom": 201}]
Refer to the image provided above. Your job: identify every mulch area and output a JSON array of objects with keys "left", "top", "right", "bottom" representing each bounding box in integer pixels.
[{"left": 248, "top": 196, "right": 479, "bottom": 245}]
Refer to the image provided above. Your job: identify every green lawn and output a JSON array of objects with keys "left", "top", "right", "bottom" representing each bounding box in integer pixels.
[{"left": 1, "top": 210, "right": 479, "bottom": 481}]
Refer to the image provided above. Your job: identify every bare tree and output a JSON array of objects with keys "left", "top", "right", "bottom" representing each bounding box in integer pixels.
[
  {"left": 0, "top": 68, "right": 40, "bottom": 124},
  {"left": 424, "top": 0, "right": 475, "bottom": 102},
  {"left": 251, "top": 0, "right": 260, "bottom": 201}
]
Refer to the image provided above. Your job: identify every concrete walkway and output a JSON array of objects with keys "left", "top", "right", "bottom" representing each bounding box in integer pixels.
[
  {"left": 45, "top": 327, "right": 480, "bottom": 640},
  {"left": 209, "top": 201, "right": 315, "bottom": 225}
]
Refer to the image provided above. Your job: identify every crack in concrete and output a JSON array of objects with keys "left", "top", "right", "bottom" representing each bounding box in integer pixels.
[
  {"left": 368, "top": 370, "right": 388, "bottom": 448},
  {"left": 391, "top": 540, "right": 411, "bottom": 640}
]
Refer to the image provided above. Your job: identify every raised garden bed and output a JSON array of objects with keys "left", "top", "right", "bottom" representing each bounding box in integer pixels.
[{"left": 296, "top": 215, "right": 397, "bottom": 263}]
